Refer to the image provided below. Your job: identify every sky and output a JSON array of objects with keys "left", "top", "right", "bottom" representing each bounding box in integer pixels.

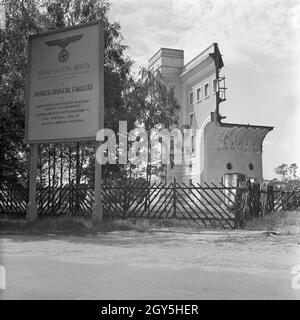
[{"left": 108, "top": 0, "right": 300, "bottom": 179}]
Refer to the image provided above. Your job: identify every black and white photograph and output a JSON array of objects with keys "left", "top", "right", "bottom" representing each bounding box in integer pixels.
[{"left": 0, "top": 0, "right": 299, "bottom": 305}]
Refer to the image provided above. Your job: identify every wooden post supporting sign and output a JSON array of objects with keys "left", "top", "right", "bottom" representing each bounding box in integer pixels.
[
  {"left": 93, "top": 20, "right": 104, "bottom": 224},
  {"left": 26, "top": 143, "right": 38, "bottom": 222},
  {"left": 94, "top": 143, "right": 103, "bottom": 223}
]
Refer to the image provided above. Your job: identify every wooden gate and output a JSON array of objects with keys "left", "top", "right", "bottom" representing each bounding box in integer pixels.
[{"left": 102, "top": 180, "right": 237, "bottom": 228}]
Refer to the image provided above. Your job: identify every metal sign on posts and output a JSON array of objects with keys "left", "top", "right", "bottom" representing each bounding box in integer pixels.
[{"left": 25, "top": 21, "right": 104, "bottom": 223}]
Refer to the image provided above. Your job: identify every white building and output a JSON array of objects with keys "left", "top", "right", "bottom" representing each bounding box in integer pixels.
[{"left": 148, "top": 43, "right": 273, "bottom": 185}]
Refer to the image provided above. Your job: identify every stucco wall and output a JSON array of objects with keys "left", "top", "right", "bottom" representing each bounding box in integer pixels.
[
  {"left": 182, "top": 58, "right": 216, "bottom": 128},
  {"left": 202, "top": 121, "right": 263, "bottom": 184}
]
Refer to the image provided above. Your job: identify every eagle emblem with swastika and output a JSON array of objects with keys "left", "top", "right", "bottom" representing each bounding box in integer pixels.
[{"left": 45, "top": 34, "right": 83, "bottom": 63}]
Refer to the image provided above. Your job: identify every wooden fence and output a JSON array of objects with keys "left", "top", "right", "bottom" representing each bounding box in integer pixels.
[
  {"left": 234, "top": 182, "right": 300, "bottom": 227},
  {"left": 0, "top": 180, "right": 299, "bottom": 229},
  {"left": 102, "top": 180, "right": 237, "bottom": 228}
]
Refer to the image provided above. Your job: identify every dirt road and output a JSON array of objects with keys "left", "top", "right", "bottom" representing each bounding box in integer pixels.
[{"left": 0, "top": 230, "right": 299, "bottom": 299}]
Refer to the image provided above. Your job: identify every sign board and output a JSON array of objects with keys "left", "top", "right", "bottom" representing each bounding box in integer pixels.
[{"left": 25, "top": 21, "right": 103, "bottom": 143}]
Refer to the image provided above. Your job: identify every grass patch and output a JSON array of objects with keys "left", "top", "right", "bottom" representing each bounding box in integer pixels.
[
  {"left": 0, "top": 217, "right": 91, "bottom": 235},
  {"left": 0, "top": 216, "right": 231, "bottom": 235},
  {"left": 0, "top": 217, "right": 153, "bottom": 235},
  {"left": 94, "top": 218, "right": 231, "bottom": 232},
  {"left": 244, "top": 210, "right": 300, "bottom": 235},
  {"left": 93, "top": 219, "right": 146, "bottom": 232},
  {"left": 4, "top": 211, "right": 297, "bottom": 235}
]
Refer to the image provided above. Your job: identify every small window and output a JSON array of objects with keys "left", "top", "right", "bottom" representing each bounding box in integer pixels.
[
  {"left": 249, "top": 163, "right": 254, "bottom": 171},
  {"left": 196, "top": 87, "right": 201, "bottom": 102},
  {"left": 212, "top": 79, "right": 218, "bottom": 94},
  {"left": 189, "top": 113, "right": 195, "bottom": 153},
  {"left": 226, "top": 162, "right": 232, "bottom": 170},
  {"left": 189, "top": 91, "right": 194, "bottom": 105},
  {"left": 204, "top": 82, "right": 209, "bottom": 98},
  {"left": 189, "top": 113, "right": 194, "bottom": 127},
  {"left": 191, "top": 135, "right": 195, "bottom": 153}
]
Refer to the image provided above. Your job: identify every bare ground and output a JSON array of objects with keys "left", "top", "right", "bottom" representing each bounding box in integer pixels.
[{"left": 0, "top": 229, "right": 300, "bottom": 299}]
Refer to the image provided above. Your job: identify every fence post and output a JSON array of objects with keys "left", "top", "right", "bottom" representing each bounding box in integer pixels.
[
  {"left": 269, "top": 185, "right": 274, "bottom": 212},
  {"left": 234, "top": 184, "right": 242, "bottom": 229},
  {"left": 122, "top": 180, "right": 127, "bottom": 218},
  {"left": 253, "top": 183, "right": 261, "bottom": 217},
  {"left": 144, "top": 182, "right": 149, "bottom": 212},
  {"left": 173, "top": 178, "right": 177, "bottom": 218},
  {"left": 70, "top": 181, "right": 74, "bottom": 216},
  {"left": 260, "top": 183, "right": 266, "bottom": 217}
]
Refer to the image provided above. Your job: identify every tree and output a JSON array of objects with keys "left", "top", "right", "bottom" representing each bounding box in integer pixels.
[
  {"left": 129, "top": 68, "right": 180, "bottom": 132},
  {"left": 274, "top": 163, "right": 299, "bottom": 182},
  {"left": 87, "top": 68, "right": 181, "bottom": 183},
  {"left": 289, "top": 163, "right": 298, "bottom": 180},
  {"left": 0, "top": 0, "right": 43, "bottom": 186},
  {"left": 0, "top": 0, "right": 180, "bottom": 188},
  {"left": 274, "top": 163, "right": 289, "bottom": 181},
  {"left": 0, "top": 0, "right": 134, "bottom": 187},
  {"left": 123, "top": 68, "right": 181, "bottom": 182}
]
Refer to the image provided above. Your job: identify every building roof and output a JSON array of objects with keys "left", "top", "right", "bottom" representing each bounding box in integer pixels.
[
  {"left": 181, "top": 43, "right": 223, "bottom": 76},
  {"left": 148, "top": 47, "right": 184, "bottom": 65},
  {"left": 148, "top": 43, "right": 223, "bottom": 77},
  {"left": 220, "top": 122, "right": 273, "bottom": 130},
  {"left": 214, "top": 122, "right": 273, "bottom": 152}
]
